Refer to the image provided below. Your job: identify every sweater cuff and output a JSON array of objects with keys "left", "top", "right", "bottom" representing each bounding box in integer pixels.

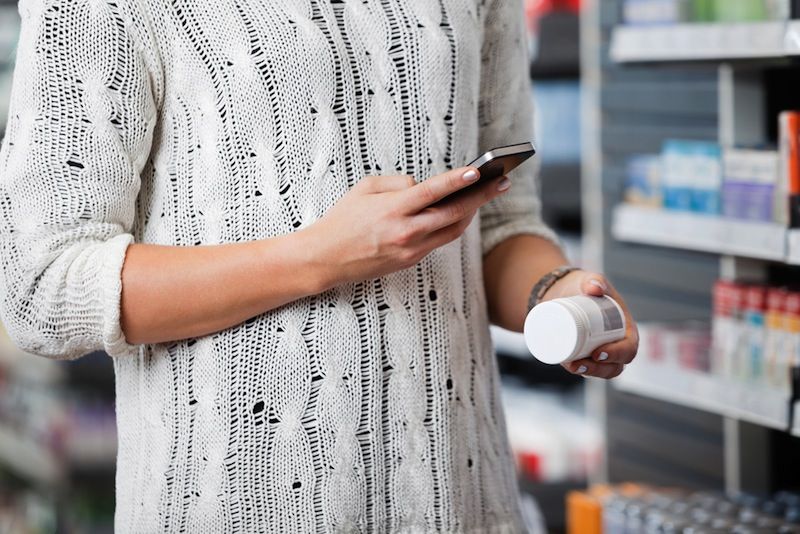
[{"left": 101, "top": 233, "right": 139, "bottom": 359}]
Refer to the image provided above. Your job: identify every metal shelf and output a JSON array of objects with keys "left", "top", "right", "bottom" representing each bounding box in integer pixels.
[
  {"left": 612, "top": 204, "right": 788, "bottom": 262},
  {"left": 0, "top": 424, "right": 62, "bottom": 485},
  {"left": 611, "top": 21, "right": 800, "bottom": 63},
  {"left": 614, "top": 364, "right": 800, "bottom": 438}
]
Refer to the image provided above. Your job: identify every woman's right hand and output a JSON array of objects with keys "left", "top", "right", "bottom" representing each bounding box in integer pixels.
[{"left": 305, "top": 167, "right": 511, "bottom": 291}]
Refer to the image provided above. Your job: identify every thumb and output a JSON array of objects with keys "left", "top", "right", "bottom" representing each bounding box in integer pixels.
[{"left": 581, "top": 272, "right": 608, "bottom": 297}]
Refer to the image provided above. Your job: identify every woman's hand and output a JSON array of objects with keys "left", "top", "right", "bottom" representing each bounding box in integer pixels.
[
  {"left": 305, "top": 167, "right": 511, "bottom": 290},
  {"left": 542, "top": 270, "right": 639, "bottom": 379}
]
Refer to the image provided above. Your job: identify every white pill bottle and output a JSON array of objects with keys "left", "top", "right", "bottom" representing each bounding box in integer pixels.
[{"left": 524, "top": 295, "right": 626, "bottom": 365}]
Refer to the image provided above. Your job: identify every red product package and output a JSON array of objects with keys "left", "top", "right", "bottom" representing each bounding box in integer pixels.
[
  {"left": 767, "top": 288, "right": 788, "bottom": 312},
  {"left": 785, "top": 292, "right": 800, "bottom": 334},
  {"left": 711, "top": 280, "right": 748, "bottom": 377},
  {"left": 744, "top": 285, "right": 768, "bottom": 314},
  {"left": 713, "top": 280, "right": 746, "bottom": 319}
]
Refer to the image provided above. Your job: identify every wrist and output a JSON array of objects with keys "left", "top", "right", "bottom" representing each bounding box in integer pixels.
[
  {"left": 542, "top": 269, "right": 585, "bottom": 301},
  {"left": 529, "top": 266, "right": 582, "bottom": 309},
  {"left": 291, "top": 225, "right": 339, "bottom": 294}
]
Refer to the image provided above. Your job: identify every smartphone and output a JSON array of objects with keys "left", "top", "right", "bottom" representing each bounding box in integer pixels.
[
  {"left": 436, "top": 142, "right": 536, "bottom": 204},
  {"left": 468, "top": 141, "right": 536, "bottom": 182}
]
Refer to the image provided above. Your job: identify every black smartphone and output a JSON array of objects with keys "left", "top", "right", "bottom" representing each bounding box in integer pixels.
[
  {"left": 436, "top": 142, "right": 536, "bottom": 204},
  {"left": 468, "top": 141, "right": 536, "bottom": 182}
]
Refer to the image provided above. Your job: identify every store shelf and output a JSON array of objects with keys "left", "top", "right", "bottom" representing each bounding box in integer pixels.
[
  {"left": 610, "top": 21, "right": 800, "bottom": 63},
  {"left": 612, "top": 204, "right": 787, "bottom": 261},
  {"left": 0, "top": 424, "right": 62, "bottom": 485},
  {"left": 614, "top": 365, "right": 800, "bottom": 437}
]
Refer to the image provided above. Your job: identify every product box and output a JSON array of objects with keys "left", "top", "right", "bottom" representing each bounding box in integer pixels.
[
  {"left": 783, "top": 292, "right": 800, "bottom": 394},
  {"left": 711, "top": 280, "right": 746, "bottom": 378},
  {"left": 661, "top": 140, "right": 722, "bottom": 214},
  {"left": 713, "top": 0, "right": 788, "bottom": 21},
  {"left": 624, "top": 154, "right": 662, "bottom": 206},
  {"left": 763, "top": 288, "right": 788, "bottom": 388},
  {"left": 722, "top": 149, "right": 779, "bottom": 222},
  {"left": 623, "top": 0, "right": 682, "bottom": 25},
  {"left": 744, "top": 285, "right": 767, "bottom": 383},
  {"left": 692, "top": 0, "right": 717, "bottom": 21},
  {"left": 778, "top": 111, "right": 800, "bottom": 227}
]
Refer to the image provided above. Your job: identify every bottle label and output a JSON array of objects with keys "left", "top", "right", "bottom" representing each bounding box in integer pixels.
[{"left": 595, "top": 297, "right": 624, "bottom": 332}]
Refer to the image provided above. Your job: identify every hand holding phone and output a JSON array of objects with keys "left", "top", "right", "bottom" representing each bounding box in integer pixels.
[{"left": 435, "top": 142, "right": 536, "bottom": 205}]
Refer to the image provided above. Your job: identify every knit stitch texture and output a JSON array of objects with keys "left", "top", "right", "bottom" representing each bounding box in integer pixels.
[{"left": 0, "top": 0, "right": 557, "bottom": 531}]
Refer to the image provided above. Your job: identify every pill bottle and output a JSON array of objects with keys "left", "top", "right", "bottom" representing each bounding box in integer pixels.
[{"left": 524, "top": 295, "right": 626, "bottom": 364}]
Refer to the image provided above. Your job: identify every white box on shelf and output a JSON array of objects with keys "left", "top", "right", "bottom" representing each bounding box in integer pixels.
[{"left": 786, "top": 230, "right": 800, "bottom": 264}]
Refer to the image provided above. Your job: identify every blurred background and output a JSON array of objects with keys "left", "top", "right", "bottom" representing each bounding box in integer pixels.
[{"left": 1, "top": 0, "right": 800, "bottom": 532}]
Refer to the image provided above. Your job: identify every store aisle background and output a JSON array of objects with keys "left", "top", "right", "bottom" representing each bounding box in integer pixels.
[{"left": 579, "top": 0, "right": 800, "bottom": 531}]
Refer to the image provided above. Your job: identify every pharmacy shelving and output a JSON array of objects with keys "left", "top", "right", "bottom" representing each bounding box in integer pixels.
[
  {"left": 611, "top": 20, "right": 800, "bottom": 63},
  {"left": 584, "top": 0, "right": 800, "bottom": 495},
  {"left": 0, "top": 423, "right": 61, "bottom": 486},
  {"left": 611, "top": 204, "right": 788, "bottom": 261},
  {"left": 613, "top": 363, "right": 800, "bottom": 438}
]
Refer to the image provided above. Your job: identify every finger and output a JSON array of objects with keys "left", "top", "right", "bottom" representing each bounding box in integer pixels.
[
  {"left": 401, "top": 166, "right": 481, "bottom": 213},
  {"left": 589, "top": 337, "right": 638, "bottom": 365},
  {"left": 420, "top": 208, "right": 477, "bottom": 251},
  {"left": 360, "top": 174, "right": 416, "bottom": 194},
  {"left": 580, "top": 272, "right": 608, "bottom": 297},
  {"left": 413, "top": 175, "right": 507, "bottom": 232},
  {"left": 563, "top": 359, "right": 624, "bottom": 379}
]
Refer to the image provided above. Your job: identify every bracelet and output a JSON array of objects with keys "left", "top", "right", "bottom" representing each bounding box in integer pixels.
[{"left": 527, "top": 266, "right": 581, "bottom": 312}]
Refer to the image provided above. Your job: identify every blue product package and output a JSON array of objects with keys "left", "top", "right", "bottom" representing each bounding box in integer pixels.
[
  {"left": 624, "top": 154, "right": 662, "bottom": 205},
  {"left": 661, "top": 140, "right": 694, "bottom": 211},
  {"left": 690, "top": 142, "right": 722, "bottom": 215}
]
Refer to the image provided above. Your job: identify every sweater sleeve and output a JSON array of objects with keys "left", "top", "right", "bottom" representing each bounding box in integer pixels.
[
  {"left": 0, "top": 0, "right": 157, "bottom": 360},
  {"left": 477, "top": 0, "right": 560, "bottom": 257}
]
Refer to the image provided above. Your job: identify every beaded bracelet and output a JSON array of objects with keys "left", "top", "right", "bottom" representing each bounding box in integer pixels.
[{"left": 526, "top": 265, "right": 581, "bottom": 312}]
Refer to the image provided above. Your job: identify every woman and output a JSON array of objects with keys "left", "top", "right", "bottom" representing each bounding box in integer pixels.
[{"left": 0, "top": 0, "right": 638, "bottom": 532}]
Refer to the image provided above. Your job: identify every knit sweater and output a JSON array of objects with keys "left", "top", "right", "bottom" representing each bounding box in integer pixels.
[{"left": 0, "top": 0, "right": 557, "bottom": 532}]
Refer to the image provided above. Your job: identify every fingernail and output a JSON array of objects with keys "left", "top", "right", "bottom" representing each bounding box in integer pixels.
[
  {"left": 589, "top": 279, "right": 608, "bottom": 291},
  {"left": 577, "top": 365, "right": 588, "bottom": 374},
  {"left": 598, "top": 352, "right": 609, "bottom": 361},
  {"left": 463, "top": 169, "right": 479, "bottom": 182},
  {"left": 497, "top": 177, "right": 511, "bottom": 192}
]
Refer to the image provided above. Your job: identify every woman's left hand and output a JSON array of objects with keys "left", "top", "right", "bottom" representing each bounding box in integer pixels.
[{"left": 542, "top": 270, "right": 639, "bottom": 379}]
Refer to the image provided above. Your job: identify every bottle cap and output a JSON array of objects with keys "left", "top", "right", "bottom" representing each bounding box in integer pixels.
[{"left": 524, "top": 300, "right": 586, "bottom": 364}]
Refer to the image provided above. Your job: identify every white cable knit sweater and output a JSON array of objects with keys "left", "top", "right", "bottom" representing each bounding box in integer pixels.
[{"left": 0, "top": 0, "right": 558, "bottom": 531}]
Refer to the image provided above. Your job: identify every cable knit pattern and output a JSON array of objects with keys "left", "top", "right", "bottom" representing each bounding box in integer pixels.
[{"left": 0, "top": 0, "right": 558, "bottom": 531}]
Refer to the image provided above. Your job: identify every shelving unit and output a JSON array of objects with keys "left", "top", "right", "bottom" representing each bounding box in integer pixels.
[
  {"left": 612, "top": 204, "right": 788, "bottom": 261},
  {"left": 582, "top": 0, "right": 800, "bottom": 496},
  {"left": 0, "top": 424, "right": 61, "bottom": 486},
  {"left": 614, "top": 363, "right": 800, "bottom": 438},
  {"left": 611, "top": 20, "right": 800, "bottom": 63}
]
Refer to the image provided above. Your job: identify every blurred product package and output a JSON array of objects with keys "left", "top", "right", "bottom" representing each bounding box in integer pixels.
[
  {"left": 712, "top": 280, "right": 800, "bottom": 395},
  {"left": 567, "top": 484, "right": 800, "bottom": 534},
  {"left": 624, "top": 154, "right": 662, "bottom": 207},
  {"left": 623, "top": 0, "right": 790, "bottom": 24},
  {"left": 661, "top": 139, "right": 721, "bottom": 214},
  {"left": 779, "top": 110, "right": 800, "bottom": 227},
  {"left": 722, "top": 148, "right": 779, "bottom": 222},
  {"left": 501, "top": 383, "right": 602, "bottom": 484},
  {"left": 620, "top": 108, "right": 800, "bottom": 226},
  {"left": 634, "top": 281, "right": 799, "bottom": 398}
]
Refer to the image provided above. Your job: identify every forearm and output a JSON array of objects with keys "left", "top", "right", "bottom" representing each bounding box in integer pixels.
[
  {"left": 482, "top": 234, "right": 568, "bottom": 332},
  {"left": 120, "top": 229, "right": 328, "bottom": 345}
]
